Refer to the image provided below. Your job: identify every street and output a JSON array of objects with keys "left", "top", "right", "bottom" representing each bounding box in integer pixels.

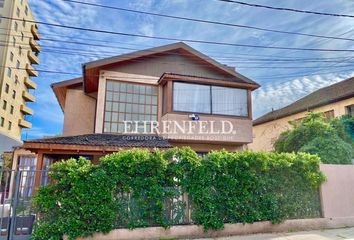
[{"left": 194, "top": 227, "right": 354, "bottom": 240}]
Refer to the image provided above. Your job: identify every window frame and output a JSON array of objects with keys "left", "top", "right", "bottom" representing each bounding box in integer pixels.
[
  {"left": 103, "top": 80, "right": 159, "bottom": 134},
  {"left": 171, "top": 81, "right": 250, "bottom": 118},
  {"left": 172, "top": 81, "right": 212, "bottom": 114},
  {"left": 346, "top": 104, "right": 354, "bottom": 117}
]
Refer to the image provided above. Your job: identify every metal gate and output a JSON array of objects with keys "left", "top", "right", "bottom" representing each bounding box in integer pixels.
[{"left": 0, "top": 169, "right": 47, "bottom": 240}]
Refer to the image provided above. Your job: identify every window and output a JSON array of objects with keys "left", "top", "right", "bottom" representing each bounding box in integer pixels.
[
  {"left": 13, "top": 37, "right": 16, "bottom": 46},
  {"left": 7, "top": 67, "right": 11, "bottom": 77},
  {"left": 10, "top": 52, "right": 14, "bottom": 61},
  {"left": 10, "top": 105, "right": 14, "bottom": 114},
  {"left": 25, "top": 6, "right": 28, "bottom": 16},
  {"left": 323, "top": 110, "right": 334, "bottom": 121},
  {"left": 15, "top": 75, "right": 19, "bottom": 84},
  {"left": 21, "top": 32, "right": 24, "bottom": 41},
  {"left": 14, "top": 21, "right": 18, "bottom": 31},
  {"left": 16, "top": 7, "right": 20, "bottom": 17},
  {"left": 104, "top": 80, "right": 158, "bottom": 133},
  {"left": 0, "top": 0, "right": 4, "bottom": 8},
  {"left": 212, "top": 86, "right": 248, "bottom": 116},
  {"left": 8, "top": 121, "right": 12, "bottom": 130},
  {"left": 346, "top": 105, "right": 354, "bottom": 117},
  {"left": 2, "top": 100, "right": 7, "bottom": 110},
  {"left": 18, "top": 155, "right": 37, "bottom": 197},
  {"left": 19, "top": 46, "right": 22, "bottom": 55},
  {"left": 12, "top": 90, "right": 16, "bottom": 99},
  {"left": 22, "top": 18, "right": 26, "bottom": 27},
  {"left": 173, "top": 82, "right": 211, "bottom": 114},
  {"left": 5, "top": 83, "right": 9, "bottom": 93},
  {"left": 0, "top": 117, "right": 4, "bottom": 127},
  {"left": 173, "top": 82, "right": 249, "bottom": 117},
  {"left": 16, "top": 60, "right": 20, "bottom": 69}
]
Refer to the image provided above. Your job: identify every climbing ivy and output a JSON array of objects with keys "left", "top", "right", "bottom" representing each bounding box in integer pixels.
[{"left": 32, "top": 148, "right": 325, "bottom": 240}]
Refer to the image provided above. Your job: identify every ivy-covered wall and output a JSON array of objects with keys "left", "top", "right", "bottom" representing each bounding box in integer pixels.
[{"left": 32, "top": 148, "right": 325, "bottom": 240}]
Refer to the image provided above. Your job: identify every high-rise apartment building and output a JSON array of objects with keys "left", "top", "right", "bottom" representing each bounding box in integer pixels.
[{"left": 0, "top": 0, "right": 40, "bottom": 153}]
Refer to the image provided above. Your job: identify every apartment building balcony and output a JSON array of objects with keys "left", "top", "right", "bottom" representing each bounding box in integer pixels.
[
  {"left": 18, "top": 119, "right": 32, "bottom": 129},
  {"left": 24, "top": 78, "right": 37, "bottom": 89},
  {"left": 31, "top": 24, "right": 40, "bottom": 40},
  {"left": 26, "top": 64, "right": 39, "bottom": 77},
  {"left": 28, "top": 51, "right": 40, "bottom": 64},
  {"left": 29, "top": 38, "right": 41, "bottom": 53},
  {"left": 23, "top": 91, "right": 36, "bottom": 102},
  {"left": 20, "top": 105, "right": 34, "bottom": 115}
]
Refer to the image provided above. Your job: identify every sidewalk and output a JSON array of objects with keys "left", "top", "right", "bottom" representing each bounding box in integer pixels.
[{"left": 194, "top": 227, "right": 354, "bottom": 240}]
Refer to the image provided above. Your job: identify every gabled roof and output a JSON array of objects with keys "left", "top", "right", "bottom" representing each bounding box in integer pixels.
[
  {"left": 51, "top": 78, "right": 83, "bottom": 111},
  {"left": 254, "top": 77, "right": 354, "bottom": 126},
  {"left": 83, "top": 42, "right": 260, "bottom": 93}
]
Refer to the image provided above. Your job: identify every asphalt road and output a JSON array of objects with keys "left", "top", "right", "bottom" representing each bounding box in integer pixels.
[{"left": 193, "top": 227, "right": 354, "bottom": 240}]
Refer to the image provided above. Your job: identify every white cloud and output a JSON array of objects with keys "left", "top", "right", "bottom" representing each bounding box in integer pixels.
[{"left": 253, "top": 71, "right": 354, "bottom": 118}]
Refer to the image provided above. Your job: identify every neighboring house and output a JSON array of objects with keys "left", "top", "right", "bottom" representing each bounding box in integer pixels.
[
  {"left": 0, "top": 0, "right": 40, "bottom": 154},
  {"left": 249, "top": 77, "right": 354, "bottom": 151},
  {"left": 12, "top": 42, "right": 260, "bottom": 192}
]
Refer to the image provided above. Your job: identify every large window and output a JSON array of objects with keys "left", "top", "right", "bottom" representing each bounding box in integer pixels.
[
  {"left": 173, "top": 82, "right": 211, "bottom": 114},
  {"left": 104, "top": 80, "right": 158, "bottom": 133},
  {"left": 173, "top": 82, "right": 248, "bottom": 117},
  {"left": 212, "top": 86, "right": 248, "bottom": 116}
]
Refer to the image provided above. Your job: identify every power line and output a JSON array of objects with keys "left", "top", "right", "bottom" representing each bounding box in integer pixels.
[
  {"left": 216, "top": 0, "right": 354, "bottom": 18},
  {"left": 3, "top": 16, "right": 354, "bottom": 53},
  {"left": 4, "top": 27, "right": 354, "bottom": 61},
  {"left": 62, "top": 0, "right": 354, "bottom": 42},
  {"left": 3, "top": 40, "right": 354, "bottom": 70}
]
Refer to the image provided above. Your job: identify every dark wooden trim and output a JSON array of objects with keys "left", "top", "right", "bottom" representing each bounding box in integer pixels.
[
  {"left": 33, "top": 151, "right": 44, "bottom": 193},
  {"left": 159, "top": 74, "right": 259, "bottom": 90},
  {"left": 162, "top": 111, "right": 250, "bottom": 120},
  {"left": 22, "top": 142, "right": 171, "bottom": 153},
  {"left": 169, "top": 81, "right": 251, "bottom": 119},
  {"left": 247, "top": 90, "right": 253, "bottom": 120}
]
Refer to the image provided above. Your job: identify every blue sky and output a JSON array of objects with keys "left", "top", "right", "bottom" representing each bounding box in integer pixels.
[{"left": 23, "top": 0, "right": 354, "bottom": 140}]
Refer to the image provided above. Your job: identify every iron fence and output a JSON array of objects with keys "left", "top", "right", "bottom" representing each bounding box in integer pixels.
[{"left": 0, "top": 169, "right": 49, "bottom": 240}]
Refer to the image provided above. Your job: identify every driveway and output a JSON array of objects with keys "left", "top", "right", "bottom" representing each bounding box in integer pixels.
[{"left": 193, "top": 227, "right": 354, "bottom": 240}]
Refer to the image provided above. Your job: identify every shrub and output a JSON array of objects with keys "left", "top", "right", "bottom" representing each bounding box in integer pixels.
[
  {"left": 33, "top": 148, "right": 325, "bottom": 239},
  {"left": 181, "top": 151, "right": 324, "bottom": 230},
  {"left": 32, "top": 158, "right": 116, "bottom": 240},
  {"left": 337, "top": 116, "right": 354, "bottom": 142},
  {"left": 299, "top": 135, "right": 353, "bottom": 164},
  {"left": 274, "top": 113, "right": 354, "bottom": 164}
]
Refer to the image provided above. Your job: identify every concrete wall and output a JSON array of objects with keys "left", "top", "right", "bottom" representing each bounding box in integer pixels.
[
  {"left": 320, "top": 164, "right": 354, "bottom": 218},
  {"left": 63, "top": 89, "right": 96, "bottom": 136},
  {"left": 249, "top": 97, "right": 354, "bottom": 151},
  {"left": 161, "top": 113, "right": 252, "bottom": 145},
  {"left": 74, "top": 217, "right": 354, "bottom": 240}
]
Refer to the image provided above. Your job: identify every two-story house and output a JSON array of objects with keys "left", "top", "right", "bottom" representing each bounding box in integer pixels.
[{"left": 13, "top": 42, "right": 260, "bottom": 191}]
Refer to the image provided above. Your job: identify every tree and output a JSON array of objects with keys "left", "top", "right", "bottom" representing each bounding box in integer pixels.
[{"left": 274, "top": 112, "right": 354, "bottom": 164}]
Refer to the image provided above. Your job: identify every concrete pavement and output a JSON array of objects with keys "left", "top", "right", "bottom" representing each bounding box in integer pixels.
[{"left": 193, "top": 227, "right": 354, "bottom": 240}]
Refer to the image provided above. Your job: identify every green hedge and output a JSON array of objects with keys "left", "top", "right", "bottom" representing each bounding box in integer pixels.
[{"left": 32, "top": 148, "right": 325, "bottom": 240}]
